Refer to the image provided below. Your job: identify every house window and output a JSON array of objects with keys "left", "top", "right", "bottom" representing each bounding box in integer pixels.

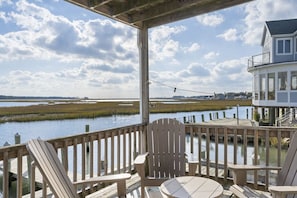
[
  {"left": 260, "top": 74, "right": 266, "bottom": 100},
  {"left": 277, "top": 38, "right": 292, "bottom": 55},
  {"left": 268, "top": 73, "right": 275, "bottom": 100},
  {"left": 291, "top": 71, "right": 297, "bottom": 90},
  {"left": 254, "top": 75, "right": 259, "bottom": 100},
  {"left": 295, "top": 37, "right": 297, "bottom": 53},
  {"left": 278, "top": 72, "right": 287, "bottom": 90}
]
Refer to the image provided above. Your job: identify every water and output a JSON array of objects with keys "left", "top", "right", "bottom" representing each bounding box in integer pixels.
[{"left": 0, "top": 105, "right": 251, "bottom": 146}]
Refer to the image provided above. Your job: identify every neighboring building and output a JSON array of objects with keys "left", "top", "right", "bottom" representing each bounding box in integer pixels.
[{"left": 248, "top": 18, "right": 297, "bottom": 126}]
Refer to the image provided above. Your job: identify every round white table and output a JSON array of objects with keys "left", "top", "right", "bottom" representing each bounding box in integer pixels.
[{"left": 160, "top": 176, "right": 224, "bottom": 198}]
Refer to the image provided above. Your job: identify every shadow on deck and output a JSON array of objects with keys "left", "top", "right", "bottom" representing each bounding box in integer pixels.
[{"left": 87, "top": 173, "right": 234, "bottom": 198}]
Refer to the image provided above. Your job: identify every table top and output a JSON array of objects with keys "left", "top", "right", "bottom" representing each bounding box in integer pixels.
[{"left": 160, "top": 176, "right": 224, "bottom": 198}]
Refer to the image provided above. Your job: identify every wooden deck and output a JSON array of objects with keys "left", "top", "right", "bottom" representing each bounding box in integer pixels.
[
  {"left": 86, "top": 174, "right": 234, "bottom": 198},
  {"left": 3, "top": 158, "right": 227, "bottom": 197}
]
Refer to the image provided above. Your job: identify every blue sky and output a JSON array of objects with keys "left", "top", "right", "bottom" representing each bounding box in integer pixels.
[{"left": 1, "top": 0, "right": 297, "bottom": 98}]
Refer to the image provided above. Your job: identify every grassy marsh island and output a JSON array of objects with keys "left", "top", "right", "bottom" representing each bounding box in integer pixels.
[{"left": 0, "top": 99, "right": 251, "bottom": 123}]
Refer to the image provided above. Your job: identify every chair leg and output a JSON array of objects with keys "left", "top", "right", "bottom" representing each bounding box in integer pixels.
[
  {"left": 117, "top": 180, "right": 126, "bottom": 198},
  {"left": 141, "top": 185, "right": 145, "bottom": 198}
]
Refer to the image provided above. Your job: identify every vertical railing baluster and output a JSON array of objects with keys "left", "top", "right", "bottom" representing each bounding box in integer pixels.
[
  {"left": 233, "top": 128, "right": 238, "bottom": 164},
  {"left": 243, "top": 129, "right": 247, "bottom": 165},
  {"left": 206, "top": 127, "right": 210, "bottom": 177},
  {"left": 111, "top": 131, "right": 115, "bottom": 174},
  {"left": 277, "top": 130, "right": 282, "bottom": 167},
  {"left": 17, "top": 150, "right": 23, "bottom": 198},
  {"left": 117, "top": 130, "right": 122, "bottom": 173},
  {"left": 223, "top": 127, "right": 228, "bottom": 181},
  {"left": 215, "top": 127, "right": 219, "bottom": 179},
  {"left": 82, "top": 137, "right": 86, "bottom": 194},
  {"left": 133, "top": 126, "right": 137, "bottom": 160},
  {"left": 199, "top": 126, "right": 202, "bottom": 176},
  {"left": 265, "top": 129, "right": 270, "bottom": 190},
  {"left": 123, "top": 129, "right": 127, "bottom": 172},
  {"left": 104, "top": 134, "right": 108, "bottom": 175},
  {"left": 97, "top": 133, "right": 102, "bottom": 176},
  {"left": 190, "top": 126, "right": 194, "bottom": 154},
  {"left": 128, "top": 128, "right": 132, "bottom": 173},
  {"left": 253, "top": 129, "right": 259, "bottom": 188},
  {"left": 30, "top": 162, "right": 35, "bottom": 198},
  {"left": 3, "top": 151, "right": 9, "bottom": 198},
  {"left": 73, "top": 138, "right": 77, "bottom": 191},
  {"left": 62, "top": 141, "right": 68, "bottom": 173},
  {"left": 90, "top": 138, "right": 94, "bottom": 178}
]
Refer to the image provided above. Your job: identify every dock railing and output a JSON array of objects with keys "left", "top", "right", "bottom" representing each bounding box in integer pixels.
[{"left": 0, "top": 123, "right": 296, "bottom": 197}]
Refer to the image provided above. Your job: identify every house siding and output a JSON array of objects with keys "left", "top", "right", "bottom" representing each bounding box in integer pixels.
[{"left": 262, "top": 30, "right": 272, "bottom": 63}]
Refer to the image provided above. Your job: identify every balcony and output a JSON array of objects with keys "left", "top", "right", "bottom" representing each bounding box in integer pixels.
[
  {"left": 248, "top": 52, "right": 271, "bottom": 70},
  {"left": 0, "top": 123, "right": 294, "bottom": 197}
]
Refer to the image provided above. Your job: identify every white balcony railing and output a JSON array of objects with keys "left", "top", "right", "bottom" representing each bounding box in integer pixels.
[{"left": 248, "top": 52, "right": 270, "bottom": 69}]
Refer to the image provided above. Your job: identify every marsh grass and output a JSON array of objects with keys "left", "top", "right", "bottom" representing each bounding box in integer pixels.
[{"left": 0, "top": 99, "right": 251, "bottom": 123}]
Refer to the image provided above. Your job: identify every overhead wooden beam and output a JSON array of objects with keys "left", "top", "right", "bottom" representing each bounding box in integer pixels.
[
  {"left": 128, "top": 0, "right": 199, "bottom": 24},
  {"left": 88, "top": 0, "right": 112, "bottom": 8},
  {"left": 110, "top": 0, "right": 161, "bottom": 17},
  {"left": 145, "top": 0, "right": 253, "bottom": 28}
]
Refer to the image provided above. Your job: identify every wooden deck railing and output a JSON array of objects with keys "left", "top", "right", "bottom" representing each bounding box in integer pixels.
[
  {"left": 0, "top": 123, "right": 145, "bottom": 198},
  {"left": 185, "top": 124, "right": 296, "bottom": 190},
  {"left": 0, "top": 123, "right": 296, "bottom": 197}
]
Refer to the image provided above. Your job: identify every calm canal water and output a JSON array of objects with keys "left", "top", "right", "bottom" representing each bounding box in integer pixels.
[{"left": 0, "top": 105, "right": 252, "bottom": 146}]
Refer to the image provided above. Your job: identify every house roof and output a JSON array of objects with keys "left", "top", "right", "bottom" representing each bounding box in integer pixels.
[
  {"left": 266, "top": 18, "right": 297, "bottom": 35},
  {"left": 65, "top": 0, "right": 252, "bottom": 29}
]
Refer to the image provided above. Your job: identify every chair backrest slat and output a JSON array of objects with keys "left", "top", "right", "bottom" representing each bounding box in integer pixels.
[
  {"left": 147, "top": 118, "right": 185, "bottom": 179},
  {"left": 277, "top": 134, "right": 297, "bottom": 186},
  {"left": 27, "top": 139, "right": 78, "bottom": 198}
]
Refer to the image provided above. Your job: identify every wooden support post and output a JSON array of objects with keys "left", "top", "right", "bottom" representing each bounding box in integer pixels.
[
  {"left": 15, "top": 133, "right": 21, "bottom": 144},
  {"left": 138, "top": 26, "right": 149, "bottom": 125},
  {"left": 138, "top": 25, "right": 149, "bottom": 154}
]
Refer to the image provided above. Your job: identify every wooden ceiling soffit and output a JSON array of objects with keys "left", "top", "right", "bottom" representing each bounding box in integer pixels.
[{"left": 65, "top": 0, "right": 253, "bottom": 29}]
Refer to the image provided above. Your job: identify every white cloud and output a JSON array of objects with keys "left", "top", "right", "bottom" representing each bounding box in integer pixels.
[
  {"left": 0, "top": 11, "right": 9, "bottom": 23},
  {"left": 242, "top": 0, "right": 297, "bottom": 45},
  {"left": 0, "top": 0, "right": 138, "bottom": 63},
  {"left": 149, "top": 56, "right": 252, "bottom": 97},
  {"left": 217, "top": 28, "right": 238, "bottom": 41},
  {"left": 204, "top": 52, "right": 219, "bottom": 59},
  {"left": 0, "top": 0, "right": 12, "bottom": 6},
  {"left": 185, "top": 43, "right": 200, "bottom": 53},
  {"left": 149, "top": 25, "right": 186, "bottom": 62},
  {"left": 0, "top": 0, "right": 142, "bottom": 97},
  {"left": 196, "top": 13, "right": 224, "bottom": 27}
]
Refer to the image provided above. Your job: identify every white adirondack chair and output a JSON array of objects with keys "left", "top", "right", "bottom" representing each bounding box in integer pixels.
[
  {"left": 134, "top": 118, "right": 198, "bottom": 198},
  {"left": 229, "top": 133, "right": 297, "bottom": 198},
  {"left": 26, "top": 139, "right": 131, "bottom": 198}
]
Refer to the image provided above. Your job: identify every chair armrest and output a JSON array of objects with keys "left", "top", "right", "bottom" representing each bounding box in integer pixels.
[
  {"left": 73, "top": 173, "right": 131, "bottom": 186},
  {"left": 73, "top": 173, "right": 131, "bottom": 197},
  {"left": 269, "top": 186, "right": 297, "bottom": 197},
  {"left": 228, "top": 164, "right": 281, "bottom": 171},
  {"left": 185, "top": 152, "right": 198, "bottom": 176},
  {"left": 185, "top": 152, "right": 198, "bottom": 163},
  {"left": 228, "top": 164, "right": 281, "bottom": 185},
  {"left": 134, "top": 152, "right": 149, "bottom": 178}
]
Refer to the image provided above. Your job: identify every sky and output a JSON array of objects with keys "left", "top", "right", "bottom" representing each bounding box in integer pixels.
[{"left": 1, "top": 0, "right": 297, "bottom": 99}]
